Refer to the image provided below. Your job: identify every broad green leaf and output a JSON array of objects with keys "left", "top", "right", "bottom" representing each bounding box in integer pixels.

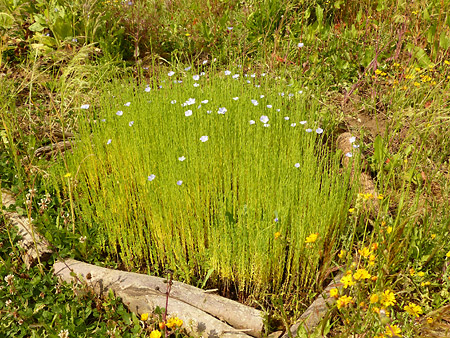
[
  {"left": 440, "top": 32, "right": 450, "bottom": 50},
  {"left": 334, "top": 0, "right": 344, "bottom": 9},
  {"left": 29, "top": 21, "right": 45, "bottom": 32},
  {"left": 356, "top": 9, "right": 362, "bottom": 22},
  {"left": 423, "top": 8, "right": 430, "bottom": 21},
  {"left": 0, "top": 12, "right": 14, "bottom": 29},
  {"left": 376, "top": 0, "right": 385, "bottom": 12},
  {"left": 373, "top": 135, "right": 384, "bottom": 166},
  {"left": 33, "top": 14, "right": 47, "bottom": 25},
  {"left": 315, "top": 4, "right": 323, "bottom": 25},
  {"left": 413, "top": 46, "right": 431, "bottom": 68},
  {"left": 53, "top": 17, "right": 72, "bottom": 40}
]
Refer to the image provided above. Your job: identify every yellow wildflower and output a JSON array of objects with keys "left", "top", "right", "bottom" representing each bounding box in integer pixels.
[
  {"left": 358, "top": 246, "right": 371, "bottom": 258},
  {"left": 150, "top": 330, "right": 162, "bottom": 338},
  {"left": 404, "top": 302, "right": 423, "bottom": 317},
  {"left": 444, "top": 60, "right": 450, "bottom": 65},
  {"left": 375, "top": 69, "right": 382, "bottom": 75},
  {"left": 446, "top": 250, "right": 450, "bottom": 258},
  {"left": 409, "top": 268, "right": 415, "bottom": 276},
  {"left": 386, "top": 226, "right": 393, "bottom": 234},
  {"left": 377, "top": 194, "right": 384, "bottom": 200},
  {"left": 340, "top": 274, "right": 354, "bottom": 289},
  {"left": 414, "top": 82, "right": 420, "bottom": 87},
  {"left": 338, "top": 249, "right": 346, "bottom": 259},
  {"left": 305, "top": 233, "right": 318, "bottom": 244},
  {"left": 421, "top": 281, "right": 431, "bottom": 286},
  {"left": 274, "top": 231, "right": 281, "bottom": 239},
  {"left": 141, "top": 313, "right": 149, "bottom": 321},
  {"left": 349, "top": 208, "right": 355, "bottom": 213},
  {"left": 380, "top": 290, "right": 396, "bottom": 307},
  {"left": 166, "top": 317, "right": 183, "bottom": 329},
  {"left": 417, "top": 271, "right": 425, "bottom": 277},
  {"left": 353, "top": 268, "right": 371, "bottom": 281},
  {"left": 363, "top": 193, "right": 374, "bottom": 200},
  {"left": 64, "top": 172, "right": 72, "bottom": 178},
  {"left": 431, "top": 234, "right": 436, "bottom": 239},
  {"left": 329, "top": 288, "right": 339, "bottom": 298},
  {"left": 185, "top": 33, "right": 191, "bottom": 37},
  {"left": 385, "top": 324, "right": 402, "bottom": 337},
  {"left": 336, "top": 295, "right": 353, "bottom": 309},
  {"left": 371, "top": 243, "right": 379, "bottom": 251},
  {"left": 370, "top": 294, "right": 379, "bottom": 304},
  {"left": 426, "top": 317, "right": 433, "bottom": 324}
]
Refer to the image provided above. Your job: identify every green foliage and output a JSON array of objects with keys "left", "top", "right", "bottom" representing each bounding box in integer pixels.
[{"left": 0, "top": 222, "right": 151, "bottom": 337}]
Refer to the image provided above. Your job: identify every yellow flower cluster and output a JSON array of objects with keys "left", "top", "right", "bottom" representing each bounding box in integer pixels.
[
  {"left": 340, "top": 273, "right": 354, "bottom": 289},
  {"left": 384, "top": 324, "right": 402, "bottom": 337},
  {"left": 150, "top": 330, "right": 161, "bottom": 338},
  {"left": 380, "top": 290, "right": 396, "bottom": 307},
  {"left": 404, "top": 302, "right": 423, "bottom": 317},
  {"left": 353, "top": 268, "right": 371, "bottom": 281},
  {"left": 305, "top": 232, "right": 319, "bottom": 244},
  {"left": 166, "top": 317, "right": 183, "bottom": 329},
  {"left": 336, "top": 295, "right": 353, "bottom": 309},
  {"left": 330, "top": 287, "right": 339, "bottom": 298}
]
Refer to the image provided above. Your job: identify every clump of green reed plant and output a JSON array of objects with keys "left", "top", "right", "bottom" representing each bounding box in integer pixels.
[{"left": 51, "top": 66, "right": 361, "bottom": 308}]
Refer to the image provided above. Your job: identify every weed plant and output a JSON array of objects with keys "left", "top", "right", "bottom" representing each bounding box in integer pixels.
[{"left": 52, "top": 67, "right": 360, "bottom": 306}]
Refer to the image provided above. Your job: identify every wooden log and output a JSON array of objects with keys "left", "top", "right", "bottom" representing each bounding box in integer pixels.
[
  {"left": 53, "top": 259, "right": 264, "bottom": 338},
  {"left": 1, "top": 190, "right": 53, "bottom": 268},
  {"left": 34, "top": 140, "right": 74, "bottom": 158}
]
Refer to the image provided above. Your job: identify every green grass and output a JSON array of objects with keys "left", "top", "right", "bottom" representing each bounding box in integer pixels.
[{"left": 53, "top": 69, "right": 360, "bottom": 304}]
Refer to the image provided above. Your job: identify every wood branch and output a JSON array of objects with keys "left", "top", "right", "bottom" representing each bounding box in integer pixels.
[
  {"left": 36, "top": 126, "right": 74, "bottom": 142},
  {"left": 1, "top": 190, "right": 53, "bottom": 268},
  {"left": 281, "top": 272, "right": 344, "bottom": 337},
  {"left": 53, "top": 259, "right": 263, "bottom": 338},
  {"left": 34, "top": 140, "right": 74, "bottom": 158}
]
